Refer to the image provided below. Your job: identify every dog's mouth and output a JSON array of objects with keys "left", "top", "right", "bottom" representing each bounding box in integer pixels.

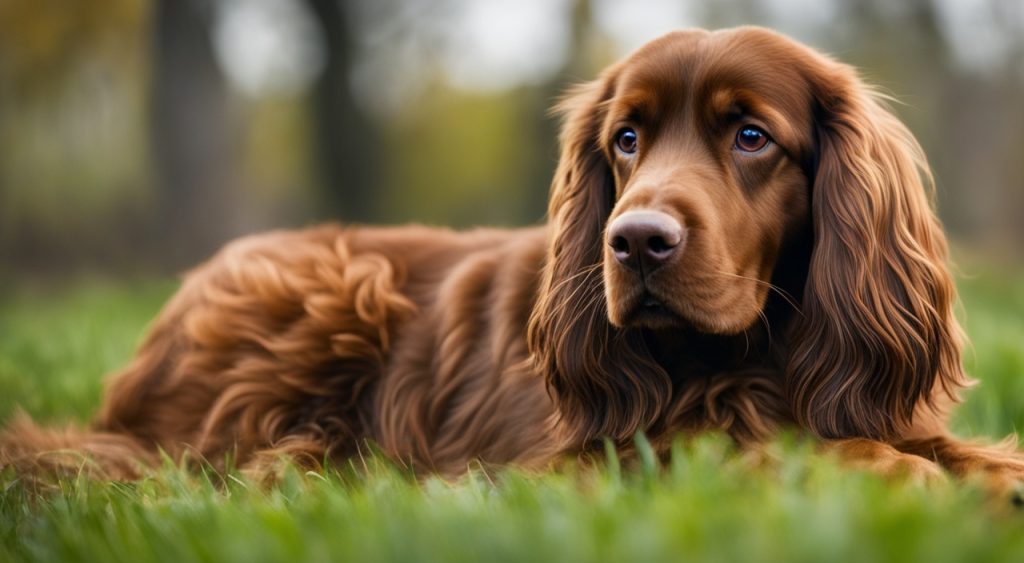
[{"left": 622, "top": 292, "right": 684, "bottom": 329}]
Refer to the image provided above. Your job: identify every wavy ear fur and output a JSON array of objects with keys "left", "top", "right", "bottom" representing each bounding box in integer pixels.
[
  {"left": 527, "top": 72, "right": 672, "bottom": 446},
  {"left": 787, "top": 61, "right": 967, "bottom": 440}
]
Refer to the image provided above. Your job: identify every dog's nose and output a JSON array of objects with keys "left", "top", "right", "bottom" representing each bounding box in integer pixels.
[{"left": 607, "top": 210, "right": 685, "bottom": 274}]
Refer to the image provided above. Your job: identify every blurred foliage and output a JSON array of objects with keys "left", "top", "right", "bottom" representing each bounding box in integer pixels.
[
  {"left": 380, "top": 86, "right": 552, "bottom": 227},
  {"left": 0, "top": 0, "right": 147, "bottom": 95},
  {"left": 0, "top": 0, "right": 152, "bottom": 273},
  {"left": 0, "top": 0, "right": 1022, "bottom": 276}
]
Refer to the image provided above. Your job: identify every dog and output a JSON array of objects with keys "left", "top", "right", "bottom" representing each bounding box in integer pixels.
[{"left": 3, "top": 26, "right": 1023, "bottom": 498}]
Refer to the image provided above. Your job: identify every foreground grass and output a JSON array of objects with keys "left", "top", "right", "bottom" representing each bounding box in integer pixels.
[
  {"left": 1, "top": 272, "right": 1023, "bottom": 562},
  {"left": 4, "top": 440, "right": 1023, "bottom": 563}
]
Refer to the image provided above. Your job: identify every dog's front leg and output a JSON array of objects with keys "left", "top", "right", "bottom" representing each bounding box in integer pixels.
[
  {"left": 895, "top": 435, "right": 1024, "bottom": 503},
  {"left": 819, "top": 438, "right": 946, "bottom": 485}
]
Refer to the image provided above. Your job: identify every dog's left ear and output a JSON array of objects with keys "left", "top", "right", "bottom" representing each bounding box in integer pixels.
[{"left": 787, "top": 59, "right": 968, "bottom": 440}]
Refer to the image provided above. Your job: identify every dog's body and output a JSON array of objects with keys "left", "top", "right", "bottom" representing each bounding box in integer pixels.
[
  {"left": 99, "top": 225, "right": 562, "bottom": 476},
  {"left": 3, "top": 27, "right": 1024, "bottom": 495}
]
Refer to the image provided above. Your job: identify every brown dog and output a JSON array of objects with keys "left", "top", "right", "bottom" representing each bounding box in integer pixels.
[{"left": 3, "top": 27, "right": 1023, "bottom": 497}]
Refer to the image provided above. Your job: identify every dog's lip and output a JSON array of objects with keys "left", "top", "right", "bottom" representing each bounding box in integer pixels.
[
  {"left": 642, "top": 295, "right": 664, "bottom": 309},
  {"left": 622, "top": 291, "right": 683, "bottom": 327}
]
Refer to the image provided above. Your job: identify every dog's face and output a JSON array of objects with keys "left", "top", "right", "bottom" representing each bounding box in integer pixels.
[
  {"left": 533, "top": 26, "right": 962, "bottom": 443},
  {"left": 599, "top": 29, "right": 816, "bottom": 334}
]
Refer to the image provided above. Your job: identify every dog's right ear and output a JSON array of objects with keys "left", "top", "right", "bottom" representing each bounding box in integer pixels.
[{"left": 528, "top": 71, "right": 673, "bottom": 446}]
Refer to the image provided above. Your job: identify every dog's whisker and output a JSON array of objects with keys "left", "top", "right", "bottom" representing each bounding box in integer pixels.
[{"left": 710, "top": 270, "right": 803, "bottom": 316}]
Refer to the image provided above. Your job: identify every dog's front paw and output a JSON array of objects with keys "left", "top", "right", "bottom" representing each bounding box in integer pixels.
[
  {"left": 975, "top": 462, "right": 1024, "bottom": 508},
  {"left": 824, "top": 438, "right": 947, "bottom": 486}
]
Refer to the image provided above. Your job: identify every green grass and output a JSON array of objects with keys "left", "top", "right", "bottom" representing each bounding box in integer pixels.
[
  {"left": 0, "top": 280, "right": 176, "bottom": 425},
  {"left": 1, "top": 273, "right": 1023, "bottom": 562}
]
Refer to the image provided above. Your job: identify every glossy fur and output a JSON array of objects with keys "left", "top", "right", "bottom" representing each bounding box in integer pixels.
[{"left": 3, "top": 27, "right": 1023, "bottom": 495}]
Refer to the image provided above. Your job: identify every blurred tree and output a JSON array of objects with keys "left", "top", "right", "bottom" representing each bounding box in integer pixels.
[
  {"left": 526, "top": 0, "right": 606, "bottom": 224},
  {"left": 0, "top": 0, "right": 150, "bottom": 273},
  {"left": 305, "top": 0, "right": 381, "bottom": 222},
  {"left": 151, "top": 0, "right": 238, "bottom": 267},
  {"left": 1, "top": 0, "right": 1023, "bottom": 277}
]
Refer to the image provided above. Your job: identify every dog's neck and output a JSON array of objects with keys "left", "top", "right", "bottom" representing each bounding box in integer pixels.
[{"left": 642, "top": 321, "right": 778, "bottom": 381}]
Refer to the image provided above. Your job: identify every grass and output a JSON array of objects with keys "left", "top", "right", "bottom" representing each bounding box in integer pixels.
[{"left": 1, "top": 272, "right": 1023, "bottom": 562}]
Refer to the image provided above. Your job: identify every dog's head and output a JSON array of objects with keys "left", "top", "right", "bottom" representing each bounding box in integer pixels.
[{"left": 528, "top": 27, "right": 965, "bottom": 444}]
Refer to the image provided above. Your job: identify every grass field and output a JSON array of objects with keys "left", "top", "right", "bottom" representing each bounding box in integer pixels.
[{"left": 2, "top": 271, "right": 1023, "bottom": 562}]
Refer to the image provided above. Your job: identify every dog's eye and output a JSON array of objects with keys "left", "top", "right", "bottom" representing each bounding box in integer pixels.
[
  {"left": 615, "top": 128, "right": 638, "bottom": 154},
  {"left": 735, "top": 126, "right": 769, "bottom": 152}
]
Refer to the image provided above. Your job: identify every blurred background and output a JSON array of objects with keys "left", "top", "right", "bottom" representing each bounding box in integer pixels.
[{"left": 1, "top": 0, "right": 1022, "bottom": 279}]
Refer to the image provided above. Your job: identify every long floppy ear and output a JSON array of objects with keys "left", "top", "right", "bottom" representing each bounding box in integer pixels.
[
  {"left": 787, "top": 61, "right": 967, "bottom": 440},
  {"left": 527, "top": 72, "right": 672, "bottom": 446}
]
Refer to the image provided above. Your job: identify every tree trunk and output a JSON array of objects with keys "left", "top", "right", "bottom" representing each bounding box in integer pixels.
[
  {"left": 150, "top": 0, "right": 236, "bottom": 268},
  {"left": 305, "top": 0, "right": 380, "bottom": 222}
]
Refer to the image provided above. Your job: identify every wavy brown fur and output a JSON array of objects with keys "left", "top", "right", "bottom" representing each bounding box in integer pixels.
[{"left": 3, "top": 27, "right": 1023, "bottom": 496}]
